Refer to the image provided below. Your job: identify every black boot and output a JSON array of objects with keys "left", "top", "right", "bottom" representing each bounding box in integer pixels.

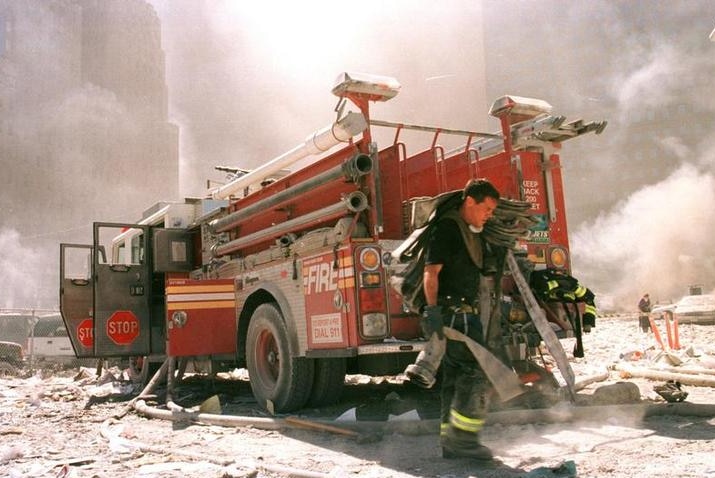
[{"left": 442, "top": 427, "right": 493, "bottom": 461}]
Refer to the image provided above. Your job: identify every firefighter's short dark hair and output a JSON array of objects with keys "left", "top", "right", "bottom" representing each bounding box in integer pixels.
[{"left": 462, "top": 178, "right": 500, "bottom": 203}]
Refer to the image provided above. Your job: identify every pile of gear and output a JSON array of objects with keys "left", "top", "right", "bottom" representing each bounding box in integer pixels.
[
  {"left": 653, "top": 380, "right": 689, "bottom": 403},
  {"left": 527, "top": 268, "right": 597, "bottom": 358}
]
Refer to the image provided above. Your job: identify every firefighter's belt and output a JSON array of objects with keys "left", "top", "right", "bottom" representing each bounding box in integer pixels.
[
  {"left": 449, "top": 304, "right": 476, "bottom": 314},
  {"left": 440, "top": 296, "right": 478, "bottom": 313}
]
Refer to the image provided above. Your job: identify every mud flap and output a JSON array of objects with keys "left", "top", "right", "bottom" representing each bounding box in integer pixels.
[{"left": 505, "top": 250, "right": 577, "bottom": 401}]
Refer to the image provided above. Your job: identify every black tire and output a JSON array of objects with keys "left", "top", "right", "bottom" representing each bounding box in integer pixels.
[
  {"left": 246, "top": 303, "right": 314, "bottom": 413},
  {"left": 307, "top": 357, "right": 346, "bottom": 408},
  {"left": 127, "top": 356, "right": 171, "bottom": 386}
]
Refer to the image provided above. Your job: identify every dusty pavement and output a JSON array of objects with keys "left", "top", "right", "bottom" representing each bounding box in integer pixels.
[{"left": 2, "top": 315, "right": 715, "bottom": 478}]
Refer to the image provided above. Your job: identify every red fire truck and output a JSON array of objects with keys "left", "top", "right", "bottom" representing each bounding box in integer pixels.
[{"left": 60, "top": 72, "right": 605, "bottom": 412}]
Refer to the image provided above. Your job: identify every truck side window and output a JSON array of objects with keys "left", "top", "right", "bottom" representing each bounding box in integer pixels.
[{"left": 131, "top": 235, "right": 144, "bottom": 264}]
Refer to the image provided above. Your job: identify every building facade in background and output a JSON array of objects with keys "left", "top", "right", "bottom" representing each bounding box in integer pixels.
[
  {"left": 0, "top": 0, "right": 178, "bottom": 309},
  {"left": 0, "top": 0, "right": 178, "bottom": 235}
]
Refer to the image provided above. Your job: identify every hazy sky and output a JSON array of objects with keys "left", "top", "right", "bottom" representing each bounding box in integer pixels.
[
  {"left": 147, "top": 0, "right": 715, "bottom": 309},
  {"left": 149, "top": 0, "right": 489, "bottom": 195}
]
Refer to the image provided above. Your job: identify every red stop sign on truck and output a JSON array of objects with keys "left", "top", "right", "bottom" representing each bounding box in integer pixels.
[
  {"left": 77, "top": 318, "right": 94, "bottom": 348},
  {"left": 106, "top": 310, "right": 140, "bottom": 345}
]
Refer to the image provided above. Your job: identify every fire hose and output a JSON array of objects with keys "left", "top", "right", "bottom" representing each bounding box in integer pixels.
[
  {"left": 481, "top": 198, "right": 537, "bottom": 248},
  {"left": 125, "top": 358, "right": 715, "bottom": 433}
]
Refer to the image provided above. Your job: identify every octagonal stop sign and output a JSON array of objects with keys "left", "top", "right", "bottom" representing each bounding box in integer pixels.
[
  {"left": 106, "top": 310, "right": 140, "bottom": 346},
  {"left": 77, "top": 318, "right": 94, "bottom": 348}
]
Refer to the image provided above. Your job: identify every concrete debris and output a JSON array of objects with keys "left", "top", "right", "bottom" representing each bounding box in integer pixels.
[
  {"left": 651, "top": 351, "right": 683, "bottom": 366},
  {"left": 591, "top": 382, "right": 641, "bottom": 405},
  {"left": 619, "top": 350, "right": 644, "bottom": 361},
  {"left": 219, "top": 368, "right": 250, "bottom": 381},
  {"left": 685, "top": 345, "right": 702, "bottom": 358},
  {"left": 0, "top": 445, "right": 24, "bottom": 463},
  {"left": 345, "top": 374, "right": 372, "bottom": 385}
]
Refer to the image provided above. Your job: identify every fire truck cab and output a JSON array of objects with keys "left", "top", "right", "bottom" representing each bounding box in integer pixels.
[{"left": 60, "top": 72, "right": 605, "bottom": 412}]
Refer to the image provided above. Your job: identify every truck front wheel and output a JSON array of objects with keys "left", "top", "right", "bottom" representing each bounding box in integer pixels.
[
  {"left": 307, "top": 358, "right": 346, "bottom": 407},
  {"left": 246, "top": 303, "right": 314, "bottom": 413}
]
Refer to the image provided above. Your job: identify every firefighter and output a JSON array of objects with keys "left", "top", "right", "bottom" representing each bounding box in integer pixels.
[
  {"left": 421, "top": 178, "right": 499, "bottom": 460},
  {"left": 638, "top": 293, "right": 652, "bottom": 333}
]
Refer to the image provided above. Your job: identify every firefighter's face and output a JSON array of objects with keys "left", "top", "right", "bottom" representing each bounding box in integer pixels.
[{"left": 464, "top": 196, "right": 498, "bottom": 228}]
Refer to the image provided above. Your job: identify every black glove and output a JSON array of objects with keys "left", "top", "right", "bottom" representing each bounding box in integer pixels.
[
  {"left": 582, "top": 311, "right": 596, "bottom": 329},
  {"left": 421, "top": 305, "right": 444, "bottom": 340}
]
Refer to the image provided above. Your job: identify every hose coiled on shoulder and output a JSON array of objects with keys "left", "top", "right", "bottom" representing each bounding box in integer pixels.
[{"left": 481, "top": 198, "right": 536, "bottom": 248}]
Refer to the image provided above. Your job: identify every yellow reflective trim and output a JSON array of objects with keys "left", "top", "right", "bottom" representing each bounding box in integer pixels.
[
  {"left": 167, "top": 301, "right": 235, "bottom": 310},
  {"left": 166, "top": 284, "right": 234, "bottom": 294},
  {"left": 449, "top": 409, "right": 485, "bottom": 433},
  {"left": 575, "top": 285, "right": 587, "bottom": 297},
  {"left": 547, "top": 280, "right": 558, "bottom": 290},
  {"left": 337, "top": 278, "right": 355, "bottom": 289},
  {"left": 440, "top": 422, "right": 449, "bottom": 436},
  {"left": 585, "top": 304, "right": 597, "bottom": 314}
]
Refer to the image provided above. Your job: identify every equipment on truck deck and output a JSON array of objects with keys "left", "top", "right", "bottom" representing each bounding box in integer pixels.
[{"left": 60, "top": 72, "right": 606, "bottom": 413}]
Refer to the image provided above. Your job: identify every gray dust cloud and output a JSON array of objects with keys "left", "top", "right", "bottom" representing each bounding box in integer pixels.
[{"left": 1, "top": 0, "right": 713, "bottom": 311}]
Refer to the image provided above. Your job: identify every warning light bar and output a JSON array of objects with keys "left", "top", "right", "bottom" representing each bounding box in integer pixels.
[
  {"left": 489, "top": 95, "right": 552, "bottom": 120},
  {"left": 332, "top": 72, "right": 401, "bottom": 102}
]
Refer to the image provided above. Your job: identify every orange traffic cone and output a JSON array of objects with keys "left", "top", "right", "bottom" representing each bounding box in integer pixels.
[
  {"left": 648, "top": 316, "right": 666, "bottom": 350},
  {"left": 664, "top": 314, "right": 674, "bottom": 349},
  {"left": 672, "top": 316, "right": 680, "bottom": 350}
]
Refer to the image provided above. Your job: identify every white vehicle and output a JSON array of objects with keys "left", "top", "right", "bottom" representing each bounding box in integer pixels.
[
  {"left": 672, "top": 294, "right": 715, "bottom": 325},
  {"left": 26, "top": 313, "right": 77, "bottom": 364}
]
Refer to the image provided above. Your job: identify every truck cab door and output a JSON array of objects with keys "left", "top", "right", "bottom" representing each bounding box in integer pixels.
[
  {"left": 59, "top": 243, "right": 96, "bottom": 358},
  {"left": 91, "top": 222, "right": 152, "bottom": 357}
]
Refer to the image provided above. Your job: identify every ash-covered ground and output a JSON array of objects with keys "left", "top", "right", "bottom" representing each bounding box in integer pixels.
[{"left": 2, "top": 315, "right": 715, "bottom": 478}]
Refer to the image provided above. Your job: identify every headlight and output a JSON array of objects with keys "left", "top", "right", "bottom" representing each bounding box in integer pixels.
[
  {"left": 549, "top": 246, "right": 568, "bottom": 269},
  {"left": 361, "top": 313, "right": 387, "bottom": 337},
  {"left": 359, "top": 247, "right": 381, "bottom": 271}
]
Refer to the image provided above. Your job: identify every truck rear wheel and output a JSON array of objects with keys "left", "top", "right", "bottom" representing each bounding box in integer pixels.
[
  {"left": 127, "top": 356, "right": 150, "bottom": 384},
  {"left": 307, "top": 358, "right": 346, "bottom": 408},
  {"left": 246, "top": 303, "right": 313, "bottom": 413},
  {"left": 127, "top": 356, "right": 182, "bottom": 386}
]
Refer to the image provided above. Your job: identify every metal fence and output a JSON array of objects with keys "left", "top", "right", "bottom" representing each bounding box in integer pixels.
[{"left": 0, "top": 308, "right": 96, "bottom": 377}]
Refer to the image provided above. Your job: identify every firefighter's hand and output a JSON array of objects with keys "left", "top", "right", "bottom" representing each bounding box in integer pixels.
[
  {"left": 583, "top": 312, "right": 596, "bottom": 332},
  {"left": 421, "top": 305, "right": 444, "bottom": 340}
]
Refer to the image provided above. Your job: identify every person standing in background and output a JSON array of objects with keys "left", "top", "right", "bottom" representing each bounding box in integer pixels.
[{"left": 638, "top": 293, "right": 652, "bottom": 333}]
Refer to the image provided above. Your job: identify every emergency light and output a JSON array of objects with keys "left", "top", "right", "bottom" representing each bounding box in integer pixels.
[
  {"left": 332, "top": 72, "right": 401, "bottom": 102},
  {"left": 489, "top": 95, "right": 552, "bottom": 119}
]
